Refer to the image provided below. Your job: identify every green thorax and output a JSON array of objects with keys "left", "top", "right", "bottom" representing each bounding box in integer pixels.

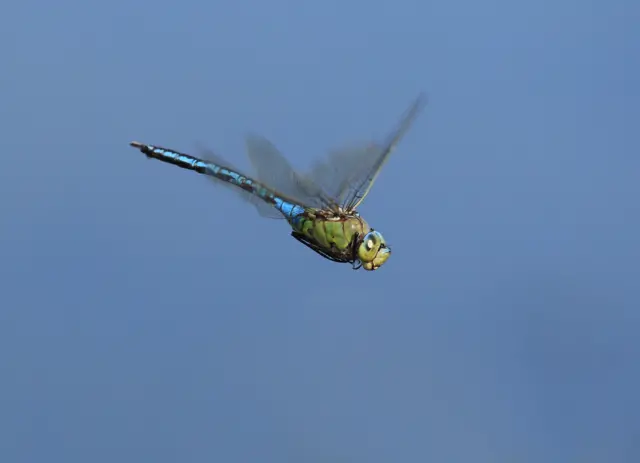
[{"left": 290, "top": 210, "right": 369, "bottom": 255}]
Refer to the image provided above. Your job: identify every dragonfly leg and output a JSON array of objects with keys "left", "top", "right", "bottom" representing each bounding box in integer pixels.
[
  {"left": 290, "top": 232, "right": 351, "bottom": 264},
  {"left": 349, "top": 233, "right": 363, "bottom": 270}
]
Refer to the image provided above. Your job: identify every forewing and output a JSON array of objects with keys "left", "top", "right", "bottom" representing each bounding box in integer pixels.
[
  {"left": 343, "top": 93, "right": 427, "bottom": 211},
  {"left": 306, "top": 93, "right": 427, "bottom": 211},
  {"left": 305, "top": 142, "right": 382, "bottom": 207}
]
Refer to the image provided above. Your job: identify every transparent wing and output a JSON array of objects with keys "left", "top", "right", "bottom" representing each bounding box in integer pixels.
[
  {"left": 194, "top": 94, "right": 425, "bottom": 218},
  {"left": 307, "top": 93, "right": 427, "bottom": 211},
  {"left": 197, "top": 136, "right": 340, "bottom": 219},
  {"left": 305, "top": 142, "right": 382, "bottom": 206},
  {"left": 244, "top": 135, "right": 341, "bottom": 212}
]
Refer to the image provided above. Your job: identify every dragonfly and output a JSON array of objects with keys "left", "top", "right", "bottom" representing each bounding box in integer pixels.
[{"left": 129, "top": 94, "right": 426, "bottom": 271}]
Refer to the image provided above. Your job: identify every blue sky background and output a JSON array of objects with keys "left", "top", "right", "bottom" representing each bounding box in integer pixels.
[{"left": 1, "top": 0, "right": 638, "bottom": 461}]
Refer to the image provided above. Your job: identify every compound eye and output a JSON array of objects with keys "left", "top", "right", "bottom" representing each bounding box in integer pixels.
[{"left": 365, "top": 232, "right": 381, "bottom": 249}]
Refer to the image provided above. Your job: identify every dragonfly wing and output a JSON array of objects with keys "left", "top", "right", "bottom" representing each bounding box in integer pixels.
[
  {"left": 306, "top": 93, "right": 427, "bottom": 212},
  {"left": 197, "top": 146, "right": 286, "bottom": 219},
  {"left": 306, "top": 142, "right": 381, "bottom": 207},
  {"left": 342, "top": 93, "right": 427, "bottom": 211},
  {"left": 244, "top": 135, "right": 341, "bottom": 212}
]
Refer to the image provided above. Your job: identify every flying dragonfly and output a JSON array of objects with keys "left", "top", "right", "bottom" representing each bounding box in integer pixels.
[{"left": 129, "top": 94, "right": 426, "bottom": 271}]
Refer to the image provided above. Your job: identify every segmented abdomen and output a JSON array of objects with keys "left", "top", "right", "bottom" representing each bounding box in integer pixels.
[{"left": 130, "top": 142, "right": 306, "bottom": 219}]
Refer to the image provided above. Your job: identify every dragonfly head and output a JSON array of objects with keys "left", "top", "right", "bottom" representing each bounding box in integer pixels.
[{"left": 357, "top": 229, "right": 391, "bottom": 271}]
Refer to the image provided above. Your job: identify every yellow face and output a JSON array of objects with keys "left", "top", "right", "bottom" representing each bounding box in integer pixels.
[{"left": 357, "top": 230, "right": 391, "bottom": 271}]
